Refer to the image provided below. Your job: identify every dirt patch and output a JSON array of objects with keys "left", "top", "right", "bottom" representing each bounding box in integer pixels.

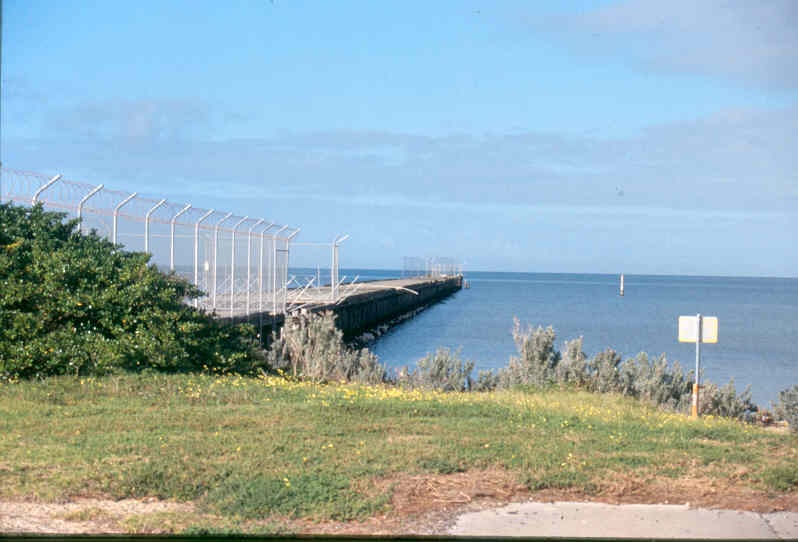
[
  {"left": 586, "top": 472, "right": 798, "bottom": 513},
  {"left": 2, "top": 469, "right": 796, "bottom": 535},
  {"left": 0, "top": 498, "right": 194, "bottom": 534},
  {"left": 286, "top": 468, "right": 530, "bottom": 535},
  {"left": 289, "top": 468, "right": 798, "bottom": 535}
]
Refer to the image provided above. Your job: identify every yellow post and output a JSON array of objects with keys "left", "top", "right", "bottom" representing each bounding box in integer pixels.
[{"left": 691, "top": 383, "right": 699, "bottom": 418}]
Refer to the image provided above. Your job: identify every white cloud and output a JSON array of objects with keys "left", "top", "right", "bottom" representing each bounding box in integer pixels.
[
  {"left": 5, "top": 99, "right": 797, "bottom": 217},
  {"left": 567, "top": 0, "right": 798, "bottom": 88}
]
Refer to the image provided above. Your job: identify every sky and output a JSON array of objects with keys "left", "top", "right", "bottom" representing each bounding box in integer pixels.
[{"left": 2, "top": 0, "right": 797, "bottom": 276}]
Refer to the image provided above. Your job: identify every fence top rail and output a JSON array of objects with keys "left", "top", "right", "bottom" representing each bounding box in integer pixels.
[{"left": 0, "top": 166, "right": 294, "bottom": 237}]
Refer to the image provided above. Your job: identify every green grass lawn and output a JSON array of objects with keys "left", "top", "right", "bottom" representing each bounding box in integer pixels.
[{"left": 1, "top": 373, "right": 796, "bottom": 533}]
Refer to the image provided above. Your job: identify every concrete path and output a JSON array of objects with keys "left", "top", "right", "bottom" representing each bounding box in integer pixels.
[{"left": 449, "top": 501, "right": 798, "bottom": 539}]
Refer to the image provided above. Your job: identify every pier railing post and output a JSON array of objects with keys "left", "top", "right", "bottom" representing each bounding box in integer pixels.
[
  {"left": 31, "top": 174, "right": 61, "bottom": 205},
  {"left": 246, "top": 219, "right": 265, "bottom": 317},
  {"left": 271, "top": 226, "right": 288, "bottom": 313},
  {"left": 212, "top": 212, "right": 233, "bottom": 312},
  {"left": 112, "top": 192, "right": 137, "bottom": 245},
  {"left": 169, "top": 204, "right": 192, "bottom": 271},
  {"left": 193, "top": 209, "right": 215, "bottom": 308},
  {"left": 284, "top": 229, "right": 300, "bottom": 313},
  {"left": 331, "top": 234, "right": 349, "bottom": 302},
  {"left": 77, "top": 184, "right": 104, "bottom": 234},
  {"left": 230, "top": 216, "right": 250, "bottom": 318},
  {"left": 144, "top": 199, "right": 167, "bottom": 254}
]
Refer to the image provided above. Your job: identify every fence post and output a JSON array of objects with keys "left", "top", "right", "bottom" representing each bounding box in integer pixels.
[
  {"left": 193, "top": 209, "right": 215, "bottom": 308},
  {"left": 212, "top": 212, "right": 233, "bottom": 312},
  {"left": 258, "top": 223, "right": 275, "bottom": 314},
  {"left": 246, "top": 219, "right": 265, "bottom": 317},
  {"left": 271, "top": 225, "right": 288, "bottom": 313},
  {"left": 169, "top": 204, "right": 192, "bottom": 271},
  {"left": 144, "top": 199, "right": 167, "bottom": 254},
  {"left": 331, "top": 234, "right": 349, "bottom": 302},
  {"left": 230, "top": 216, "right": 249, "bottom": 318},
  {"left": 284, "top": 229, "right": 301, "bottom": 313},
  {"left": 31, "top": 174, "right": 62, "bottom": 204},
  {"left": 112, "top": 192, "right": 137, "bottom": 245},
  {"left": 76, "top": 184, "right": 104, "bottom": 234}
]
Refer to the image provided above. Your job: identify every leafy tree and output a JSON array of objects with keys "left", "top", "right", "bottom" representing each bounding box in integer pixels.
[{"left": 0, "top": 203, "right": 256, "bottom": 379}]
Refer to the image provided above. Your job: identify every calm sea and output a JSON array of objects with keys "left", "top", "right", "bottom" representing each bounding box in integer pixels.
[{"left": 337, "top": 270, "right": 797, "bottom": 407}]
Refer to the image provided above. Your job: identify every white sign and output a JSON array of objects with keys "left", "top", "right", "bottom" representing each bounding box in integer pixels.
[{"left": 678, "top": 316, "right": 718, "bottom": 344}]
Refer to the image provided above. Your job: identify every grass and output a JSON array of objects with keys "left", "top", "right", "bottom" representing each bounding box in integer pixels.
[{"left": 1, "top": 373, "right": 796, "bottom": 531}]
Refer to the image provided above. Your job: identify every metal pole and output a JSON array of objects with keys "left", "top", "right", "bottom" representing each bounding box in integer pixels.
[
  {"left": 112, "top": 192, "right": 137, "bottom": 245},
  {"left": 31, "top": 174, "right": 61, "bottom": 204},
  {"left": 169, "top": 204, "right": 192, "bottom": 271},
  {"left": 193, "top": 209, "right": 215, "bottom": 308},
  {"left": 257, "top": 222, "right": 274, "bottom": 345},
  {"left": 331, "top": 239, "right": 336, "bottom": 302},
  {"left": 76, "top": 184, "right": 104, "bottom": 234},
  {"left": 692, "top": 313, "right": 703, "bottom": 418},
  {"left": 230, "top": 216, "right": 249, "bottom": 318},
  {"left": 246, "top": 219, "right": 265, "bottom": 316},
  {"left": 258, "top": 223, "right": 275, "bottom": 314},
  {"left": 144, "top": 199, "right": 167, "bottom": 254},
  {"left": 212, "top": 212, "right": 233, "bottom": 311},
  {"left": 272, "top": 225, "right": 288, "bottom": 313},
  {"left": 331, "top": 234, "right": 349, "bottom": 302},
  {"left": 284, "top": 229, "right": 300, "bottom": 312},
  {"left": 258, "top": 223, "right": 274, "bottom": 312}
]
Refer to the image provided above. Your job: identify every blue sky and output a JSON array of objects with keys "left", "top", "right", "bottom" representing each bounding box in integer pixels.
[{"left": 2, "top": 0, "right": 797, "bottom": 276}]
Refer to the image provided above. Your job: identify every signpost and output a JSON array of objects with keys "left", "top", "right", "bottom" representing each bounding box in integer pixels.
[{"left": 678, "top": 314, "right": 719, "bottom": 418}]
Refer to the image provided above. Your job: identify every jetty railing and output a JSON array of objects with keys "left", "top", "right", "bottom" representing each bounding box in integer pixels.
[
  {"left": 1, "top": 167, "right": 302, "bottom": 317},
  {"left": 403, "top": 256, "right": 461, "bottom": 278}
]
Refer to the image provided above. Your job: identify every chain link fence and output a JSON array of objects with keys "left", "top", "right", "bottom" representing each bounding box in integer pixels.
[{"left": 1, "top": 167, "right": 301, "bottom": 317}]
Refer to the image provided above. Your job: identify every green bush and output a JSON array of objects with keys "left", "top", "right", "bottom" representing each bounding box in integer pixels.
[
  {"left": 0, "top": 203, "right": 256, "bottom": 379},
  {"left": 398, "top": 347, "right": 474, "bottom": 391},
  {"left": 587, "top": 348, "right": 623, "bottom": 394},
  {"left": 499, "top": 319, "right": 560, "bottom": 387},
  {"left": 472, "top": 369, "right": 500, "bottom": 392},
  {"left": 699, "top": 379, "right": 756, "bottom": 419},
  {"left": 492, "top": 317, "right": 759, "bottom": 420},
  {"left": 775, "top": 385, "right": 798, "bottom": 432},
  {"left": 619, "top": 353, "right": 692, "bottom": 410},
  {"left": 555, "top": 337, "right": 588, "bottom": 387},
  {"left": 267, "top": 311, "right": 385, "bottom": 384}
]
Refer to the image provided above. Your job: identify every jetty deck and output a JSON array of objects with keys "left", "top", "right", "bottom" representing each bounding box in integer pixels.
[{"left": 229, "top": 275, "right": 464, "bottom": 339}]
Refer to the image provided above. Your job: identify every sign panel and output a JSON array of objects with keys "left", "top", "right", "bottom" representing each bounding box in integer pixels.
[{"left": 678, "top": 316, "right": 718, "bottom": 343}]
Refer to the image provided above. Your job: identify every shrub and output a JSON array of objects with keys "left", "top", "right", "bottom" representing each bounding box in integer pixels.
[
  {"left": 497, "top": 318, "right": 760, "bottom": 420},
  {"left": 500, "top": 320, "right": 560, "bottom": 387},
  {"left": 699, "top": 379, "right": 757, "bottom": 420},
  {"left": 472, "top": 369, "right": 500, "bottom": 392},
  {"left": 775, "top": 385, "right": 798, "bottom": 432},
  {"left": 556, "top": 337, "right": 588, "bottom": 387},
  {"left": 397, "top": 347, "right": 474, "bottom": 391},
  {"left": 0, "top": 203, "right": 256, "bottom": 379},
  {"left": 266, "top": 311, "right": 385, "bottom": 384},
  {"left": 619, "top": 353, "right": 692, "bottom": 410},
  {"left": 586, "top": 348, "right": 623, "bottom": 394}
]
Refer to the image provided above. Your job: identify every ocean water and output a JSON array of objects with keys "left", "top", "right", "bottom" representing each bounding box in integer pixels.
[{"left": 351, "top": 270, "right": 797, "bottom": 407}]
